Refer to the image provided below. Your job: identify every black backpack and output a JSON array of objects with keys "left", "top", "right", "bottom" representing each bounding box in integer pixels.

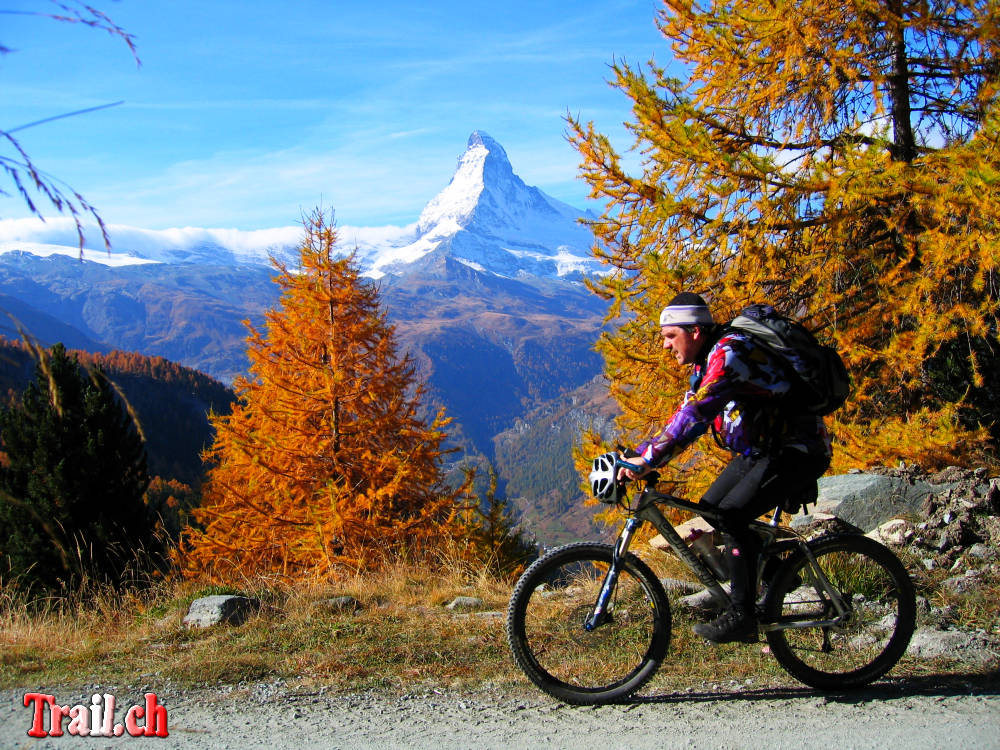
[{"left": 726, "top": 304, "right": 851, "bottom": 416}]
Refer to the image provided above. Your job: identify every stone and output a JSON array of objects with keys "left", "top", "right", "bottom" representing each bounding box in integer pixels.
[
  {"left": 929, "top": 466, "right": 973, "bottom": 484},
  {"left": 182, "top": 595, "right": 260, "bottom": 628},
  {"left": 906, "top": 627, "right": 1000, "bottom": 667},
  {"left": 814, "top": 473, "right": 956, "bottom": 532},
  {"left": 321, "top": 596, "right": 362, "bottom": 613},
  {"left": 659, "top": 577, "right": 704, "bottom": 594},
  {"left": 446, "top": 596, "right": 484, "bottom": 611},
  {"left": 873, "top": 518, "right": 911, "bottom": 546},
  {"left": 678, "top": 583, "right": 730, "bottom": 612},
  {"left": 650, "top": 516, "right": 718, "bottom": 550},
  {"left": 941, "top": 570, "right": 982, "bottom": 595},
  {"left": 968, "top": 543, "right": 997, "bottom": 561}
]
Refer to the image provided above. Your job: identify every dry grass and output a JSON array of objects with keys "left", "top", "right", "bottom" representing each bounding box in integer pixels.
[
  {"left": 2, "top": 548, "right": 995, "bottom": 696},
  {"left": 0, "top": 559, "right": 519, "bottom": 693}
]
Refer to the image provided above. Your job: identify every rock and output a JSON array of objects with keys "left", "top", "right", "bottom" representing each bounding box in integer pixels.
[
  {"left": 320, "top": 596, "right": 362, "bottom": 613},
  {"left": 650, "top": 516, "right": 718, "bottom": 550},
  {"left": 815, "top": 473, "right": 954, "bottom": 532},
  {"left": 678, "top": 583, "right": 730, "bottom": 612},
  {"left": 967, "top": 543, "right": 997, "bottom": 561},
  {"left": 789, "top": 511, "right": 837, "bottom": 528},
  {"left": 446, "top": 596, "right": 484, "bottom": 611},
  {"left": 906, "top": 627, "right": 1000, "bottom": 667},
  {"left": 929, "top": 466, "right": 975, "bottom": 484},
  {"left": 872, "top": 518, "right": 911, "bottom": 546},
  {"left": 659, "top": 577, "right": 704, "bottom": 595},
  {"left": 941, "top": 570, "right": 982, "bottom": 595},
  {"left": 182, "top": 595, "right": 260, "bottom": 628},
  {"left": 923, "top": 605, "right": 958, "bottom": 629},
  {"left": 789, "top": 515, "right": 862, "bottom": 537}
]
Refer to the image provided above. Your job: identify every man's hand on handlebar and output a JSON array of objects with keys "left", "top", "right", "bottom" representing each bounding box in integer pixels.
[{"left": 616, "top": 455, "right": 651, "bottom": 482}]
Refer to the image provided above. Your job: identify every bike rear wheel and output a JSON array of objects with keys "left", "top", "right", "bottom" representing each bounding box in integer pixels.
[
  {"left": 506, "top": 542, "right": 671, "bottom": 704},
  {"left": 763, "top": 534, "right": 916, "bottom": 690}
]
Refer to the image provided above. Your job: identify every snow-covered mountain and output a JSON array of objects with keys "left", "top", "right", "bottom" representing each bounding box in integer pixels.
[
  {"left": 358, "top": 131, "right": 598, "bottom": 279},
  {"left": 0, "top": 131, "right": 599, "bottom": 281}
]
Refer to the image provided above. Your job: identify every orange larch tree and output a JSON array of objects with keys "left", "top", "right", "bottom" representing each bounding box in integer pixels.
[
  {"left": 571, "top": 0, "right": 1000, "bottom": 494},
  {"left": 179, "top": 210, "right": 467, "bottom": 580}
]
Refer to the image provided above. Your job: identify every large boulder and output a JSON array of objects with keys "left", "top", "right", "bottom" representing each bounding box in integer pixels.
[
  {"left": 791, "top": 468, "right": 985, "bottom": 532},
  {"left": 810, "top": 472, "right": 948, "bottom": 531},
  {"left": 182, "top": 594, "right": 260, "bottom": 628}
]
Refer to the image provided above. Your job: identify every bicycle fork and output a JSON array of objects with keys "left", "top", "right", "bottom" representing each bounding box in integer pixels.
[
  {"left": 584, "top": 499, "right": 734, "bottom": 631},
  {"left": 584, "top": 517, "right": 642, "bottom": 631}
]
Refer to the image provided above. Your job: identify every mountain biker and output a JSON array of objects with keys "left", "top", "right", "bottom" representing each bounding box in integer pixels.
[{"left": 617, "top": 292, "right": 832, "bottom": 643}]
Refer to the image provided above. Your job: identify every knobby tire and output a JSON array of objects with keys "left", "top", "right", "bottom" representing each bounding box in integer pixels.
[
  {"left": 763, "top": 534, "right": 916, "bottom": 690},
  {"left": 506, "top": 542, "right": 671, "bottom": 705}
]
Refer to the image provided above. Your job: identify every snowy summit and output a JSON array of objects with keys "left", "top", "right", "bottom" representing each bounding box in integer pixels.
[
  {"left": 0, "top": 132, "right": 599, "bottom": 280},
  {"left": 361, "top": 131, "right": 598, "bottom": 279}
]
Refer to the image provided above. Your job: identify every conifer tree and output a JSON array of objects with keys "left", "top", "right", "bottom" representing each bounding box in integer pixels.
[
  {"left": 460, "top": 465, "right": 537, "bottom": 579},
  {"left": 180, "top": 210, "right": 468, "bottom": 580},
  {"left": 0, "top": 344, "right": 154, "bottom": 593},
  {"left": 571, "top": 0, "right": 1000, "bottom": 483}
]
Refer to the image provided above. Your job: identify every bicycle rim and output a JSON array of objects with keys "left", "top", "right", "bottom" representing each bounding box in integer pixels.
[
  {"left": 506, "top": 543, "right": 670, "bottom": 704},
  {"left": 764, "top": 534, "right": 916, "bottom": 690}
]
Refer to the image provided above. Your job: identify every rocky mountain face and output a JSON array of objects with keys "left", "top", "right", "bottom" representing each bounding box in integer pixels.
[{"left": 0, "top": 132, "right": 616, "bottom": 544}]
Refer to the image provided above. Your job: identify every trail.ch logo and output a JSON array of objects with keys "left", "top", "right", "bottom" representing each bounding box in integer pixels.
[{"left": 22, "top": 692, "right": 169, "bottom": 738}]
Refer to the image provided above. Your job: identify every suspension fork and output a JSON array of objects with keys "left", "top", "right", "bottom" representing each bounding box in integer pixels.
[{"left": 584, "top": 516, "right": 642, "bottom": 631}]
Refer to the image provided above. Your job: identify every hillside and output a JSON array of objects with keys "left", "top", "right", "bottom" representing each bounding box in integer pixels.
[
  {"left": 0, "top": 338, "right": 234, "bottom": 488},
  {"left": 0, "top": 253, "right": 281, "bottom": 383},
  {"left": 492, "top": 376, "right": 620, "bottom": 546}
]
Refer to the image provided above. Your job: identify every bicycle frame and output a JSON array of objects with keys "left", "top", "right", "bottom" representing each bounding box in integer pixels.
[{"left": 590, "top": 474, "right": 851, "bottom": 635}]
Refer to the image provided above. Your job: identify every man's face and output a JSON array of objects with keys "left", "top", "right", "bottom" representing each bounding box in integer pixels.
[{"left": 661, "top": 325, "right": 701, "bottom": 365}]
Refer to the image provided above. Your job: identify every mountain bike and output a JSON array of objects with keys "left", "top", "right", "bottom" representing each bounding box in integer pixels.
[{"left": 505, "top": 452, "right": 916, "bottom": 705}]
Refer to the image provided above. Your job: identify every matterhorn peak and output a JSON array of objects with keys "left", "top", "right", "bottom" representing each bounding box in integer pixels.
[
  {"left": 466, "top": 130, "right": 511, "bottom": 167},
  {"left": 416, "top": 130, "right": 513, "bottom": 236},
  {"left": 366, "top": 132, "right": 600, "bottom": 279}
]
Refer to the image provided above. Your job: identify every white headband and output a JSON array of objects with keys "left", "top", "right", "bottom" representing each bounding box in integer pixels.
[{"left": 659, "top": 304, "right": 714, "bottom": 327}]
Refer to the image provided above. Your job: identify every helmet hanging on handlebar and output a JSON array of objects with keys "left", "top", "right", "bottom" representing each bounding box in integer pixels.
[{"left": 589, "top": 452, "right": 621, "bottom": 505}]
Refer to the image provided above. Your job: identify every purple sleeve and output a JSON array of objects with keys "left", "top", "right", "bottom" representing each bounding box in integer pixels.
[{"left": 635, "top": 336, "right": 781, "bottom": 465}]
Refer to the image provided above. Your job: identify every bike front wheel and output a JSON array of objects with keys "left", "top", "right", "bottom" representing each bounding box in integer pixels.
[
  {"left": 762, "top": 534, "right": 916, "bottom": 690},
  {"left": 506, "top": 542, "right": 671, "bottom": 705}
]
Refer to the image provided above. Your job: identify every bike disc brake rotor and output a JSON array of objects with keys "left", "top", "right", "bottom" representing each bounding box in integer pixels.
[{"left": 566, "top": 603, "right": 615, "bottom": 646}]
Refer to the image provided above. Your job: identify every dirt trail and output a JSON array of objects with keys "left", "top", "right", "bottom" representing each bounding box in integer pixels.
[{"left": 3, "top": 676, "right": 999, "bottom": 750}]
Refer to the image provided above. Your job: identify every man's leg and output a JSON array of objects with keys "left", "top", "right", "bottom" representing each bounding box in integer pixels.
[
  {"left": 694, "top": 451, "right": 829, "bottom": 643},
  {"left": 694, "top": 455, "right": 771, "bottom": 642}
]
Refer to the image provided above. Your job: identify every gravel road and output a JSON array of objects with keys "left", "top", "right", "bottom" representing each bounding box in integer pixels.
[{"left": 4, "top": 675, "right": 999, "bottom": 750}]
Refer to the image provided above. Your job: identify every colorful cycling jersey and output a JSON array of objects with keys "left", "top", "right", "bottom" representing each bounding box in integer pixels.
[{"left": 636, "top": 331, "right": 832, "bottom": 466}]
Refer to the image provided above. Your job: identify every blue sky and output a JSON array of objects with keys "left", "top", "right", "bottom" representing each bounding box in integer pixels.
[{"left": 2, "top": 0, "right": 672, "bottom": 233}]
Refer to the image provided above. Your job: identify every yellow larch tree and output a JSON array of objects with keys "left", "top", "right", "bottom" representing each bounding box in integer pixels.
[
  {"left": 572, "top": 0, "right": 1000, "bottom": 494},
  {"left": 179, "top": 210, "right": 467, "bottom": 581}
]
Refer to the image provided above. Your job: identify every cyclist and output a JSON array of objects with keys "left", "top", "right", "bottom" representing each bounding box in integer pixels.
[{"left": 618, "top": 292, "right": 831, "bottom": 643}]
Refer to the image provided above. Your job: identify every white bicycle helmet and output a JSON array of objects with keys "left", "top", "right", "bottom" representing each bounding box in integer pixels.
[{"left": 589, "top": 452, "right": 620, "bottom": 504}]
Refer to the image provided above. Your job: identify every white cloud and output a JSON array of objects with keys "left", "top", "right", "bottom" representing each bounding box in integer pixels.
[{"left": 0, "top": 215, "right": 417, "bottom": 265}]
